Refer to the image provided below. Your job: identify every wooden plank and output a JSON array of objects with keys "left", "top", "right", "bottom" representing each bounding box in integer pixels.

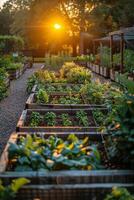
[{"left": 0, "top": 133, "right": 17, "bottom": 173}]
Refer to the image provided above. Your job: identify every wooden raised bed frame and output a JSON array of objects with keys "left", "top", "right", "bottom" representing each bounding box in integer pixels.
[
  {"left": 0, "top": 132, "right": 133, "bottom": 200},
  {"left": 16, "top": 108, "right": 107, "bottom": 133},
  {"left": 26, "top": 93, "right": 107, "bottom": 109}
]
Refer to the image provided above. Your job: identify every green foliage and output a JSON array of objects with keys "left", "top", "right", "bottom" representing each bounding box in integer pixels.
[
  {"left": 27, "top": 75, "right": 37, "bottom": 93},
  {"left": 36, "top": 89, "right": 49, "bottom": 103},
  {"left": 107, "top": 91, "right": 134, "bottom": 166},
  {"left": 76, "top": 110, "right": 89, "bottom": 127},
  {"left": 76, "top": 55, "right": 93, "bottom": 62},
  {"left": 58, "top": 95, "right": 82, "bottom": 104},
  {"left": 44, "top": 112, "right": 57, "bottom": 126},
  {"left": 34, "top": 70, "right": 57, "bottom": 84},
  {"left": 80, "top": 81, "right": 109, "bottom": 104},
  {"left": 61, "top": 114, "right": 72, "bottom": 126},
  {"left": 0, "top": 178, "right": 30, "bottom": 200},
  {"left": 113, "top": 49, "right": 134, "bottom": 73},
  {"left": 66, "top": 66, "right": 92, "bottom": 84},
  {"left": 0, "top": 68, "right": 8, "bottom": 101},
  {"left": 5, "top": 63, "right": 22, "bottom": 70},
  {"left": 45, "top": 55, "right": 73, "bottom": 70},
  {"left": 0, "top": 81, "right": 8, "bottom": 101},
  {"left": 60, "top": 62, "right": 77, "bottom": 78},
  {"left": 104, "top": 187, "right": 134, "bottom": 200},
  {"left": 30, "top": 112, "right": 42, "bottom": 127},
  {"left": 100, "top": 46, "right": 110, "bottom": 68},
  {"left": 8, "top": 134, "right": 102, "bottom": 171},
  {"left": 0, "top": 35, "right": 24, "bottom": 53},
  {"left": 93, "top": 110, "right": 105, "bottom": 126}
]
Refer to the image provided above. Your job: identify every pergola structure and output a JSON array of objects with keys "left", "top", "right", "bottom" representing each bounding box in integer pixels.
[{"left": 93, "top": 27, "right": 134, "bottom": 73}]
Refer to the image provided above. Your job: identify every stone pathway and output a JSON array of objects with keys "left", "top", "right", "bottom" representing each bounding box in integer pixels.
[{"left": 0, "top": 63, "right": 42, "bottom": 155}]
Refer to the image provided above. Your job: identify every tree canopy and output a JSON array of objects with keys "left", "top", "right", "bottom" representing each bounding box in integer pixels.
[{"left": 0, "top": 0, "right": 134, "bottom": 53}]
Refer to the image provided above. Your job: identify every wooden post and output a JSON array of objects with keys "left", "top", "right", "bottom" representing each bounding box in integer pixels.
[
  {"left": 93, "top": 41, "right": 96, "bottom": 56},
  {"left": 120, "top": 33, "right": 124, "bottom": 73},
  {"left": 110, "top": 35, "right": 114, "bottom": 69}
]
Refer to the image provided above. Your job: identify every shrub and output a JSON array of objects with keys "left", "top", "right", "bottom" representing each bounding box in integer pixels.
[{"left": 0, "top": 35, "right": 24, "bottom": 54}]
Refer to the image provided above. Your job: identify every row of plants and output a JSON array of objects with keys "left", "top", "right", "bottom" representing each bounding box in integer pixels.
[
  {"left": 0, "top": 55, "right": 29, "bottom": 101},
  {"left": 30, "top": 80, "right": 122, "bottom": 107},
  {"left": 29, "top": 110, "right": 92, "bottom": 127},
  {"left": 36, "top": 89, "right": 83, "bottom": 104}
]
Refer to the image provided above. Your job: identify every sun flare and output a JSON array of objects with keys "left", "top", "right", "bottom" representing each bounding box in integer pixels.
[{"left": 54, "top": 23, "right": 61, "bottom": 30}]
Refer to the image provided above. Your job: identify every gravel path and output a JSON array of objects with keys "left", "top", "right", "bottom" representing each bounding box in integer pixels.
[{"left": 0, "top": 63, "right": 42, "bottom": 155}]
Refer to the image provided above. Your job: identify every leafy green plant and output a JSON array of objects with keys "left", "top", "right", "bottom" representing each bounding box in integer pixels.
[
  {"left": 8, "top": 134, "right": 102, "bottom": 171},
  {"left": 0, "top": 178, "right": 30, "bottom": 200},
  {"left": 80, "top": 81, "right": 108, "bottom": 104},
  {"left": 104, "top": 187, "right": 134, "bottom": 200},
  {"left": 60, "top": 62, "right": 77, "bottom": 78},
  {"left": 27, "top": 74, "right": 37, "bottom": 93},
  {"left": 58, "top": 95, "right": 82, "bottom": 104},
  {"left": 5, "top": 63, "right": 22, "bottom": 70},
  {"left": 93, "top": 110, "right": 105, "bottom": 126},
  {"left": 44, "top": 112, "right": 56, "bottom": 126},
  {"left": 61, "top": 113, "right": 72, "bottom": 126},
  {"left": 76, "top": 110, "right": 89, "bottom": 127},
  {"left": 30, "top": 112, "right": 42, "bottom": 127},
  {"left": 106, "top": 88, "right": 134, "bottom": 166},
  {"left": 66, "top": 66, "right": 92, "bottom": 84},
  {"left": 36, "top": 89, "right": 49, "bottom": 103}
]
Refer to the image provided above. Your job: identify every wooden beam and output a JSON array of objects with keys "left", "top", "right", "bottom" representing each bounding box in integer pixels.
[
  {"left": 120, "top": 33, "right": 124, "bottom": 73},
  {"left": 110, "top": 35, "right": 114, "bottom": 69}
]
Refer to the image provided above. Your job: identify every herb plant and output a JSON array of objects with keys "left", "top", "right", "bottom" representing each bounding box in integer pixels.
[
  {"left": 58, "top": 95, "right": 81, "bottom": 104},
  {"left": 61, "top": 114, "right": 72, "bottom": 126},
  {"left": 44, "top": 112, "right": 56, "bottom": 126},
  {"left": 30, "top": 112, "right": 42, "bottom": 127},
  {"left": 76, "top": 110, "right": 89, "bottom": 127},
  {"left": 8, "top": 134, "right": 102, "bottom": 171},
  {"left": 36, "top": 89, "right": 49, "bottom": 103},
  {"left": 93, "top": 110, "right": 105, "bottom": 125}
]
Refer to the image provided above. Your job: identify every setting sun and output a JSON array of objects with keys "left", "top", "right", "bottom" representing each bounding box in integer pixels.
[{"left": 54, "top": 23, "right": 61, "bottom": 29}]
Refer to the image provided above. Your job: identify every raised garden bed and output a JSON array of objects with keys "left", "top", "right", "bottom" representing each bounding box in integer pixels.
[
  {"left": 16, "top": 108, "right": 107, "bottom": 132},
  {"left": 0, "top": 132, "right": 133, "bottom": 200},
  {"left": 102, "top": 67, "right": 110, "bottom": 78},
  {"left": 26, "top": 93, "right": 107, "bottom": 109}
]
